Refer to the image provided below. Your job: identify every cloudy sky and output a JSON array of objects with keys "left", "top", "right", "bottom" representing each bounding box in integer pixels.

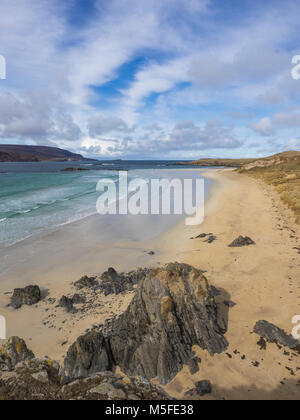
[{"left": 0, "top": 0, "right": 300, "bottom": 159}]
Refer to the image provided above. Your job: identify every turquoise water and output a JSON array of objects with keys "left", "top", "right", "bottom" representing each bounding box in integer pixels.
[
  {"left": 0, "top": 170, "right": 112, "bottom": 247},
  {"left": 0, "top": 161, "right": 211, "bottom": 248}
]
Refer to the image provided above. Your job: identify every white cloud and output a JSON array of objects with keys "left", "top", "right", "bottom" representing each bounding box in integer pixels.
[
  {"left": 249, "top": 117, "right": 275, "bottom": 136},
  {"left": 82, "top": 118, "right": 243, "bottom": 158},
  {"left": 0, "top": 90, "right": 82, "bottom": 144},
  {"left": 1, "top": 0, "right": 300, "bottom": 157},
  {"left": 250, "top": 111, "right": 300, "bottom": 136},
  {"left": 88, "top": 115, "right": 134, "bottom": 137},
  {"left": 285, "top": 138, "right": 300, "bottom": 150}
]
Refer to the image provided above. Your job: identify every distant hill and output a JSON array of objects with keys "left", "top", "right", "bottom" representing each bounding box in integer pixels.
[
  {"left": 175, "top": 157, "right": 255, "bottom": 168},
  {"left": 0, "top": 145, "right": 87, "bottom": 162},
  {"left": 175, "top": 151, "right": 300, "bottom": 168}
]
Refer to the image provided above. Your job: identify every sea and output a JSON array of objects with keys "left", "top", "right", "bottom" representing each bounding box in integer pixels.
[{"left": 0, "top": 160, "right": 213, "bottom": 248}]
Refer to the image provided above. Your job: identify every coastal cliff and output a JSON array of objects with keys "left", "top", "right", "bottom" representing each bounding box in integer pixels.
[{"left": 0, "top": 145, "right": 87, "bottom": 162}]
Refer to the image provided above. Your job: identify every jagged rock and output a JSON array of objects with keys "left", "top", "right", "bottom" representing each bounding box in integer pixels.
[
  {"left": 254, "top": 321, "right": 300, "bottom": 351},
  {"left": 1, "top": 339, "right": 171, "bottom": 400},
  {"left": 228, "top": 236, "right": 256, "bottom": 247},
  {"left": 64, "top": 332, "right": 113, "bottom": 379},
  {"left": 100, "top": 268, "right": 124, "bottom": 295},
  {"left": 58, "top": 296, "right": 77, "bottom": 314},
  {"left": 0, "top": 337, "right": 35, "bottom": 370},
  {"left": 64, "top": 264, "right": 227, "bottom": 386},
  {"left": 10, "top": 285, "right": 41, "bottom": 309},
  {"left": 108, "top": 263, "right": 228, "bottom": 385},
  {"left": 58, "top": 294, "right": 85, "bottom": 313},
  {"left": 73, "top": 276, "right": 99, "bottom": 290},
  {"left": 99, "top": 267, "right": 151, "bottom": 296}
]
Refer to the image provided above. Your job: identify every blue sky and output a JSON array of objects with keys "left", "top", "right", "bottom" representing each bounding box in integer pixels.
[{"left": 0, "top": 0, "right": 300, "bottom": 159}]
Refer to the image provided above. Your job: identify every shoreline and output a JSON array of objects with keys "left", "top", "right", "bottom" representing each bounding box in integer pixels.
[
  {"left": 0, "top": 168, "right": 211, "bottom": 251},
  {"left": 1, "top": 169, "right": 300, "bottom": 399}
]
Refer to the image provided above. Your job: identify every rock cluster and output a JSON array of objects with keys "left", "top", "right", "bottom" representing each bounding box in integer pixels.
[
  {"left": 73, "top": 276, "right": 99, "bottom": 290},
  {"left": 10, "top": 285, "right": 41, "bottom": 309},
  {"left": 64, "top": 332, "right": 113, "bottom": 378},
  {"left": 58, "top": 294, "right": 85, "bottom": 314},
  {"left": 191, "top": 233, "right": 217, "bottom": 243},
  {"left": 108, "top": 263, "right": 228, "bottom": 385},
  {"left": 99, "top": 267, "right": 151, "bottom": 296},
  {"left": 254, "top": 320, "right": 300, "bottom": 351},
  {"left": 0, "top": 337, "right": 171, "bottom": 400},
  {"left": 228, "top": 236, "right": 255, "bottom": 247},
  {"left": 71, "top": 267, "right": 152, "bottom": 297},
  {"left": 64, "top": 263, "right": 228, "bottom": 385},
  {"left": 0, "top": 337, "right": 35, "bottom": 371}
]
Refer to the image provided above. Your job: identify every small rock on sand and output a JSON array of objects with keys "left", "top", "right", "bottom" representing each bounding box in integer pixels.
[{"left": 228, "top": 236, "right": 256, "bottom": 247}]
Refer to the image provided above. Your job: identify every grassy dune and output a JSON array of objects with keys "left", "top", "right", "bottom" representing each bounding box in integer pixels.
[
  {"left": 176, "top": 157, "right": 255, "bottom": 167},
  {"left": 238, "top": 152, "right": 300, "bottom": 224}
]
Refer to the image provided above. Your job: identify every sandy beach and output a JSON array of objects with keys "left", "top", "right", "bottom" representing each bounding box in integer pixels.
[{"left": 1, "top": 169, "right": 300, "bottom": 400}]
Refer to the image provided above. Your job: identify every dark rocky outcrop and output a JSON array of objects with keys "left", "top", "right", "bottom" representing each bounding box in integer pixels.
[
  {"left": 110, "top": 263, "right": 227, "bottom": 384},
  {"left": 58, "top": 296, "right": 77, "bottom": 314},
  {"left": 65, "top": 263, "right": 227, "bottom": 385},
  {"left": 254, "top": 321, "right": 300, "bottom": 351},
  {"left": 107, "top": 263, "right": 228, "bottom": 385},
  {"left": 73, "top": 276, "right": 99, "bottom": 290},
  {"left": 64, "top": 332, "right": 113, "bottom": 379},
  {"left": 99, "top": 267, "right": 151, "bottom": 296},
  {"left": 10, "top": 285, "right": 41, "bottom": 309},
  {"left": 0, "top": 337, "right": 170, "bottom": 400},
  {"left": 0, "top": 337, "right": 35, "bottom": 371},
  {"left": 228, "top": 236, "right": 256, "bottom": 247},
  {"left": 58, "top": 294, "right": 85, "bottom": 313},
  {"left": 63, "top": 264, "right": 228, "bottom": 385}
]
